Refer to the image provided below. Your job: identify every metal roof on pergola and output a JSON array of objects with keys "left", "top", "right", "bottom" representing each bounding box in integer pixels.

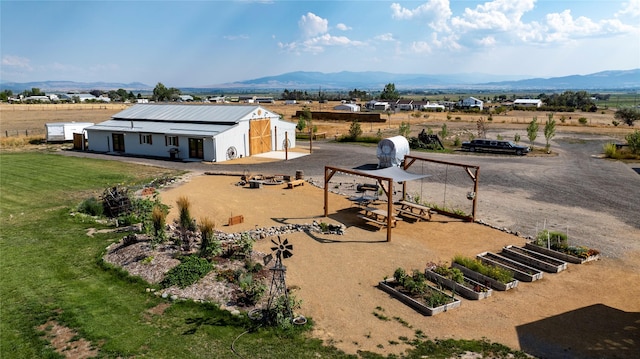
[
  {"left": 324, "top": 156, "right": 480, "bottom": 243},
  {"left": 323, "top": 165, "right": 430, "bottom": 242}
]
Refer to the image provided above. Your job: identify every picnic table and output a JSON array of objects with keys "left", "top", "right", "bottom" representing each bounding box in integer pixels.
[
  {"left": 357, "top": 207, "right": 398, "bottom": 228},
  {"left": 395, "top": 200, "right": 432, "bottom": 221}
]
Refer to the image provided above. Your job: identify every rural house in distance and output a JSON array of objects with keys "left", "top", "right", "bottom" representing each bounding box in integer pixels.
[
  {"left": 85, "top": 104, "right": 296, "bottom": 162},
  {"left": 458, "top": 96, "right": 484, "bottom": 110}
]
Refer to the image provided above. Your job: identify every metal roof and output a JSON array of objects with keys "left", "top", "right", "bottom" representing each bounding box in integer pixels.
[
  {"left": 112, "top": 104, "right": 276, "bottom": 123},
  {"left": 86, "top": 119, "right": 233, "bottom": 137}
]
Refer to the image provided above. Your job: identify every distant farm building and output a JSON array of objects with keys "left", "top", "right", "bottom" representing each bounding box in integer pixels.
[
  {"left": 458, "top": 97, "right": 484, "bottom": 110},
  {"left": 85, "top": 104, "right": 296, "bottom": 162},
  {"left": 333, "top": 103, "right": 360, "bottom": 112},
  {"left": 514, "top": 99, "right": 543, "bottom": 108}
]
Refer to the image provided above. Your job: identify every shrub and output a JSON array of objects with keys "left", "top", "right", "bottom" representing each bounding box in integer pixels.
[
  {"left": 198, "top": 217, "right": 221, "bottom": 258},
  {"left": 152, "top": 205, "right": 166, "bottom": 241},
  {"left": 626, "top": 129, "right": 640, "bottom": 155},
  {"left": 348, "top": 120, "right": 363, "bottom": 140},
  {"left": 578, "top": 117, "right": 588, "bottom": 125},
  {"left": 237, "top": 273, "right": 267, "bottom": 306},
  {"left": 453, "top": 136, "right": 461, "bottom": 147},
  {"left": 176, "top": 196, "right": 196, "bottom": 231},
  {"left": 78, "top": 197, "right": 103, "bottom": 216},
  {"left": 603, "top": 143, "right": 618, "bottom": 158},
  {"left": 534, "top": 229, "right": 568, "bottom": 249},
  {"left": 399, "top": 121, "right": 411, "bottom": 137},
  {"left": 161, "top": 256, "right": 213, "bottom": 288}
]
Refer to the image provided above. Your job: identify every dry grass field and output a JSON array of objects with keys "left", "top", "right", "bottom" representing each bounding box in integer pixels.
[{"left": 1, "top": 102, "right": 634, "bottom": 146}]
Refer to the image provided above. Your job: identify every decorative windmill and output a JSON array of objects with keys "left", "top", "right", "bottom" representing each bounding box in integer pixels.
[{"left": 264, "top": 236, "right": 293, "bottom": 322}]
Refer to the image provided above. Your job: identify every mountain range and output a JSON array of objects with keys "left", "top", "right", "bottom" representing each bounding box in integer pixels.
[{"left": 1, "top": 69, "right": 638, "bottom": 93}]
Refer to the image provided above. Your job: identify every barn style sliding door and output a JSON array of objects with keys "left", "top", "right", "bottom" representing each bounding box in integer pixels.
[{"left": 249, "top": 119, "right": 272, "bottom": 155}]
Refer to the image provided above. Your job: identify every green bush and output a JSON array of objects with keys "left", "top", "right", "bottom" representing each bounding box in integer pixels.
[
  {"left": 603, "top": 143, "right": 618, "bottom": 158},
  {"left": 578, "top": 117, "right": 588, "bottom": 125},
  {"left": 77, "top": 197, "right": 103, "bottom": 216},
  {"left": 626, "top": 129, "right": 640, "bottom": 154},
  {"left": 161, "top": 256, "right": 213, "bottom": 288},
  {"left": 237, "top": 273, "right": 267, "bottom": 306},
  {"left": 534, "top": 229, "right": 568, "bottom": 249}
]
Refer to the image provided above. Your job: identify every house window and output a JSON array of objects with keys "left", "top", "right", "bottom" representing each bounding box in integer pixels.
[
  {"left": 165, "top": 135, "right": 179, "bottom": 146},
  {"left": 139, "top": 134, "right": 152, "bottom": 145}
]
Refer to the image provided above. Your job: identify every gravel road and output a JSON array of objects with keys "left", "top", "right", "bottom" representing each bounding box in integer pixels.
[{"left": 63, "top": 132, "right": 640, "bottom": 259}]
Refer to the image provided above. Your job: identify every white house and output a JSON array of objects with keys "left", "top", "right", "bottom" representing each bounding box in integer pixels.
[
  {"left": 458, "top": 97, "right": 484, "bottom": 110},
  {"left": 333, "top": 103, "right": 360, "bottom": 112},
  {"left": 395, "top": 100, "right": 414, "bottom": 111},
  {"left": 514, "top": 99, "right": 543, "bottom": 108},
  {"left": 85, "top": 104, "right": 296, "bottom": 162}
]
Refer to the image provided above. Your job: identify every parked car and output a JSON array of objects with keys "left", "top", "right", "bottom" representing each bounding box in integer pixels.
[{"left": 461, "top": 139, "right": 529, "bottom": 155}]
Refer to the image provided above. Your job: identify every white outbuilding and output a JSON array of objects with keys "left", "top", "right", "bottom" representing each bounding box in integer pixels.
[
  {"left": 377, "top": 136, "right": 410, "bottom": 168},
  {"left": 45, "top": 122, "right": 95, "bottom": 142},
  {"left": 333, "top": 103, "right": 360, "bottom": 112},
  {"left": 85, "top": 104, "right": 296, "bottom": 162}
]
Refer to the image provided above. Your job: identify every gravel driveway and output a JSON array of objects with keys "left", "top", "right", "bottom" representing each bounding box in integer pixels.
[{"left": 63, "top": 132, "right": 640, "bottom": 259}]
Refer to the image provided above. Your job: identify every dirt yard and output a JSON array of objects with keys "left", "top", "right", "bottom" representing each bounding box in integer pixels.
[{"left": 155, "top": 174, "right": 640, "bottom": 358}]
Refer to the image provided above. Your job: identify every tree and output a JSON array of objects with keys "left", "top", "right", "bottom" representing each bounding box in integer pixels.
[
  {"left": 544, "top": 114, "right": 556, "bottom": 152},
  {"left": 398, "top": 121, "right": 410, "bottom": 137},
  {"left": 299, "top": 106, "right": 313, "bottom": 153},
  {"left": 614, "top": 107, "right": 640, "bottom": 127},
  {"left": 0, "top": 90, "right": 13, "bottom": 101},
  {"left": 380, "top": 83, "right": 399, "bottom": 101},
  {"left": 476, "top": 117, "right": 487, "bottom": 138},
  {"left": 153, "top": 82, "right": 169, "bottom": 101},
  {"left": 527, "top": 117, "right": 539, "bottom": 150},
  {"left": 349, "top": 120, "right": 363, "bottom": 140}
]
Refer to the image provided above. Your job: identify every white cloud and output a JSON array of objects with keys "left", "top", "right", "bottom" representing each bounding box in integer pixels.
[
  {"left": 391, "top": 0, "right": 452, "bottom": 30},
  {"left": 223, "top": 34, "right": 249, "bottom": 40},
  {"left": 616, "top": 0, "right": 640, "bottom": 18},
  {"left": 299, "top": 12, "right": 328, "bottom": 38},
  {"left": 2, "top": 55, "right": 32, "bottom": 70},
  {"left": 478, "top": 36, "right": 496, "bottom": 47},
  {"left": 336, "top": 23, "right": 351, "bottom": 31},
  {"left": 301, "top": 34, "right": 365, "bottom": 54},
  {"left": 410, "top": 41, "right": 431, "bottom": 54},
  {"left": 450, "top": 0, "right": 535, "bottom": 31},
  {"left": 375, "top": 33, "right": 395, "bottom": 41}
]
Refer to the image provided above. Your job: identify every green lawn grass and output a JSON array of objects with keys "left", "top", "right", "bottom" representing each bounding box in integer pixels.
[
  {"left": 0, "top": 153, "right": 353, "bottom": 358},
  {"left": 0, "top": 152, "right": 527, "bottom": 358}
]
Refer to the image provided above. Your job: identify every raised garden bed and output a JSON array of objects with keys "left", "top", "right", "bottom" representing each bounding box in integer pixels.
[
  {"left": 451, "top": 262, "right": 518, "bottom": 291},
  {"left": 424, "top": 269, "right": 492, "bottom": 300},
  {"left": 501, "top": 245, "right": 567, "bottom": 273},
  {"left": 524, "top": 242, "right": 601, "bottom": 264},
  {"left": 378, "top": 280, "right": 461, "bottom": 316},
  {"left": 477, "top": 252, "right": 544, "bottom": 282}
]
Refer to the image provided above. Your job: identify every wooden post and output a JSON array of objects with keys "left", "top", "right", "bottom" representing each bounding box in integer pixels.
[
  {"left": 387, "top": 179, "right": 393, "bottom": 242},
  {"left": 285, "top": 132, "right": 289, "bottom": 161}
]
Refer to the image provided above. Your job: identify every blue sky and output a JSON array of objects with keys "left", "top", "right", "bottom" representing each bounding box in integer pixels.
[{"left": 1, "top": 0, "right": 639, "bottom": 87}]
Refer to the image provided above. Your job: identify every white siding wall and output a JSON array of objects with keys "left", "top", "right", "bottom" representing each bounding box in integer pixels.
[
  {"left": 272, "top": 119, "right": 296, "bottom": 150},
  {"left": 213, "top": 124, "right": 248, "bottom": 162}
]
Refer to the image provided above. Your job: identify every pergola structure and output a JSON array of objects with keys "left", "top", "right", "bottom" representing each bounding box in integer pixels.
[
  {"left": 323, "top": 165, "right": 429, "bottom": 242},
  {"left": 401, "top": 155, "right": 480, "bottom": 222}
]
